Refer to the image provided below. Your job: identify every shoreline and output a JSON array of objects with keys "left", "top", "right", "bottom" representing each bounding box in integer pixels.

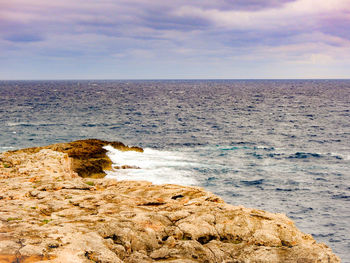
[{"left": 0, "top": 139, "right": 340, "bottom": 262}]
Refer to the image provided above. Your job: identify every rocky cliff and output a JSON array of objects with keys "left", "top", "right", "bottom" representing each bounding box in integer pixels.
[{"left": 0, "top": 140, "right": 340, "bottom": 262}]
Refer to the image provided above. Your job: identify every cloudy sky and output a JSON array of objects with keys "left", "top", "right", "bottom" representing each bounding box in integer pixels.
[{"left": 1, "top": 0, "right": 350, "bottom": 79}]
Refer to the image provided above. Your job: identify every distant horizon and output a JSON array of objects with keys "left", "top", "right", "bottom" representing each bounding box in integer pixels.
[{"left": 1, "top": 78, "right": 350, "bottom": 81}]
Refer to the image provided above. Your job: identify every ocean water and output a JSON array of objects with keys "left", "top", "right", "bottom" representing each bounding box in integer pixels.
[{"left": 0, "top": 79, "right": 349, "bottom": 261}]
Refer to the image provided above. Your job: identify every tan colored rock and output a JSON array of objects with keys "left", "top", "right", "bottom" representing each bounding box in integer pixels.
[
  {"left": 5, "top": 139, "right": 143, "bottom": 178},
  {"left": 0, "top": 140, "right": 340, "bottom": 262}
]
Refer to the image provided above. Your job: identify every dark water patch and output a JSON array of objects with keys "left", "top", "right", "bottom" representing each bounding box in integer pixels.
[
  {"left": 38, "top": 123, "right": 62, "bottom": 127},
  {"left": 308, "top": 171, "right": 327, "bottom": 176},
  {"left": 267, "top": 153, "right": 284, "bottom": 159},
  {"left": 290, "top": 207, "right": 314, "bottom": 214},
  {"left": 220, "top": 146, "right": 243, "bottom": 151},
  {"left": 82, "top": 123, "right": 97, "bottom": 127},
  {"left": 330, "top": 139, "right": 342, "bottom": 142},
  {"left": 287, "top": 152, "right": 322, "bottom": 159},
  {"left": 222, "top": 179, "right": 241, "bottom": 188},
  {"left": 247, "top": 152, "right": 263, "bottom": 159},
  {"left": 240, "top": 179, "right": 264, "bottom": 186},
  {"left": 327, "top": 154, "right": 343, "bottom": 160},
  {"left": 9, "top": 123, "right": 33, "bottom": 127},
  {"left": 229, "top": 141, "right": 256, "bottom": 146},
  {"left": 282, "top": 133, "right": 296, "bottom": 138},
  {"left": 288, "top": 215, "right": 304, "bottom": 220},
  {"left": 182, "top": 142, "right": 205, "bottom": 147},
  {"left": 313, "top": 233, "right": 335, "bottom": 238},
  {"left": 275, "top": 188, "right": 294, "bottom": 192},
  {"left": 332, "top": 194, "right": 350, "bottom": 201},
  {"left": 316, "top": 177, "right": 328, "bottom": 181},
  {"left": 286, "top": 180, "right": 300, "bottom": 186},
  {"left": 324, "top": 223, "right": 336, "bottom": 227},
  {"left": 307, "top": 134, "right": 318, "bottom": 138},
  {"left": 207, "top": 177, "right": 217, "bottom": 182},
  {"left": 308, "top": 140, "right": 326, "bottom": 144}
]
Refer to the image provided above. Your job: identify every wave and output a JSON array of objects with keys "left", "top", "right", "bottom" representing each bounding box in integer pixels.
[
  {"left": 0, "top": 146, "right": 15, "bottom": 152},
  {"left": 287, "top": 152, "right": 322, "bottom": 159},
  {"left": 103, "top": 145, "right": 198, "bottom": 185},
  {"left": 6, "top": 122, "right": 32, "bottom": 127},
  {"left": 240, "top": 179, "right": 264, "bottom": 186},
  {"left": 330, "top": 152, "right": 350, "bottom": 160},
  {"left": 6, "top": 122, "right": 59, "bottom": 127},
  {"left": 286, "top": 151, "right": 348, "bottom": 160},
  {"left": 214, "top": 145, "right": 347, "bottom": 162}
]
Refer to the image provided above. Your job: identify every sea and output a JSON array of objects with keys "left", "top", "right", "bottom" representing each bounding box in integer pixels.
[{"left": 0, "top": 79, "right": 349, "bottom": 261}]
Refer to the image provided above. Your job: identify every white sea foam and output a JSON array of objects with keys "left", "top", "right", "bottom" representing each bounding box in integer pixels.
[
  {"left": 6, "top": 122, "right": 27, "bottom": 126},
  {"left": 0, "top": 146, "right": 15, "bottom": 153},
  {"left": 103, "top": 145, "right": 198, "bottom": 185}
]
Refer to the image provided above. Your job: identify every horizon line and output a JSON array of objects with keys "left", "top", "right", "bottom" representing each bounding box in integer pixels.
[{"left": 1, "top": 78, "right": 350, "bottom": 81}]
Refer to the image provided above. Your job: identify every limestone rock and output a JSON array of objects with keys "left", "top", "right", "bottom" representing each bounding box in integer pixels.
[
  {"left": 6, "top": 139, "right": 143, "bottom": 178},
  {"left": 0, "top": 140, "right": 340, "bottom": 262}
]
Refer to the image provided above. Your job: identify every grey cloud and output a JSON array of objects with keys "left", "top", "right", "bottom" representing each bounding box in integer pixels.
[
  {"left": 0, "top": 0, "right": 307, "bottom": 42},
  {"left": 320, "top": 17, "right": 350, "bottom": 42},
  {"left": 187, "top": 0, "right": 296, "bottom": 11},
  {"left": 120, "top": 0, "right": 297, "bottom": 12},
  {"left": 5, "top": 34, "right": 43, "bottom": 43},
  {"left": 1, "top": 0, "right": 349, "bottom": 80}
]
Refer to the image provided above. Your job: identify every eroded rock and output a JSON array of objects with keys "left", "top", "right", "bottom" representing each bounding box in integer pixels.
[
  {"left": 7, "top": 139, "right": 143, "bottom": 178},
  {"left": 0, "top": 140, "right": 340, "bottom": 262}
]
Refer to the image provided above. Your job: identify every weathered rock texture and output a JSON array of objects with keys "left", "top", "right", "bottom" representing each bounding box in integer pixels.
[
  {"left": 0, "top": 141, "right": 340, "bottom": 263},
  {"left": 6, "top": 139, "right": 143, "bottom": 178}
]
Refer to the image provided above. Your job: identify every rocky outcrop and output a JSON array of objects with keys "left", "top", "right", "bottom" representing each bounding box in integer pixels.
[
  {"left": 6, "top": 139, "right": 143, "bottom": 178},
  {"left": 0, "top": 141, "right": 340, "bottom": 263}
]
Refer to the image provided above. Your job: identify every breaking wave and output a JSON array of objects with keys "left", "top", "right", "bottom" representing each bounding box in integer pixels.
[{"left": 103, "top": 145, "right": 198, "bottom": 185}]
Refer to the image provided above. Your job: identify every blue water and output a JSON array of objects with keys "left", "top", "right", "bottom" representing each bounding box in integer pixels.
[{"left": 1, "top": 79, "right": 349, "bottom": 261}]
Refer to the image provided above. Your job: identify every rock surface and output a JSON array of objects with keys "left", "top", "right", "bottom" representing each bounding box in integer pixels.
[
  {"left": 0, "top": 140, "right": 340, "bottom": 263},
  {"left": 5, "top": 139, "right": 143, "bottom": 178}
]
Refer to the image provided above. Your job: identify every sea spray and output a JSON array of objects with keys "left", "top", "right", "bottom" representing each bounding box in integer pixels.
[{"left": 103, "top": 145, "right": 198, "bottom": 185}]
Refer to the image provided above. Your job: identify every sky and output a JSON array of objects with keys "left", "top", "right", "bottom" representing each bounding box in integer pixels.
[{"left": 0, "top": 0, "right": 350, "bottom": 79}]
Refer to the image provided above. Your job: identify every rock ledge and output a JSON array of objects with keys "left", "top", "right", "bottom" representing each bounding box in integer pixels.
[{"left": 0, "top": 140, "right": 340, "bottom": 262}]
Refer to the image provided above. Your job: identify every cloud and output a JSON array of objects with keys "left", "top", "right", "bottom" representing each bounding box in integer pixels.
[
  {"left": 1, "top": 0, "right": 348, "bottom": 39},
  {"left": 0, "top": 0, "right": 349, "bottom": 78},
  {"left": 4, "top": 34, "right": 43, "bottom": 43},
  {"left": 172, "top": 0, "right": 350, "bottom": 30}
]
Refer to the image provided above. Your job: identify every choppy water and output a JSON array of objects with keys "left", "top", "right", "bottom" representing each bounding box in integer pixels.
[{"left": 1, "top": 80, "right": 349, "bottom": 261}]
